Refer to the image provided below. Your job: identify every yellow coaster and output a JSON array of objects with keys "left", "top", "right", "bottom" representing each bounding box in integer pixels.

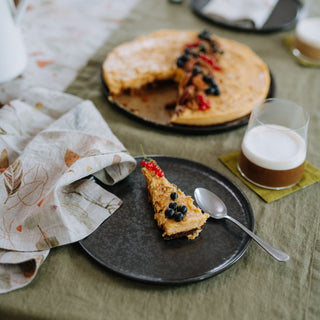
[
  {"left": 283, "top": 35, "right": 320, "bottom": 68},
  {"left": 219, "top": 151, "right": 320, "bottom": 203}
]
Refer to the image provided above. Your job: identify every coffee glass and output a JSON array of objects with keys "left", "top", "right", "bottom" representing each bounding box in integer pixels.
[
  {"left": 237, "top": 98, "right": 309, "bottom": 190},
  {"left": 292, "top": 0, "right": 320, "bottom": 65}
]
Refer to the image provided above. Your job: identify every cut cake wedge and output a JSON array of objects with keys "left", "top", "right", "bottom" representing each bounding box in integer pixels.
[{"left": 141, "top": 159, "right": 209, "bottom": 240}]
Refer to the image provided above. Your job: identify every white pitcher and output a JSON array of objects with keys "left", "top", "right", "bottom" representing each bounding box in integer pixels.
[{"left": 0, "top": 0, "right": 28, "bottom": 83}]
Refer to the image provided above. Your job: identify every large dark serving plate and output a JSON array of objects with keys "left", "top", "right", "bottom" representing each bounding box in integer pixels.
[
  {"left": 101, "top": 70, "right": 275, "bottom": 134},
  {"left": 190, "top": 0, "right": 302, "bottom": 33},
  {"left": 79, "top": 156, "right": 254, "bottom": 285}
]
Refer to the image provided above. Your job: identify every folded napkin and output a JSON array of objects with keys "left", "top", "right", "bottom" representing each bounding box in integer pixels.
[
  {"left": 0, "top": 88, "right": 136, "bottom": 293},
  {"left": 219, "top": 151, "right": 320, "bottom": 203},
  {"left": 202, "top": 0, "right": 279, "bottom": 29}
]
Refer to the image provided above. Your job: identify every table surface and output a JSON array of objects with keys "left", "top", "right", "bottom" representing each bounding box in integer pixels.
[{"left": 1, "top": 1, "right": 320, "bottom": 319}]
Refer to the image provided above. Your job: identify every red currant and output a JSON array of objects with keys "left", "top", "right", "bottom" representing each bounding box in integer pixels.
[{"left": 157, "top": 170, "right": 164, "bottom": 177}]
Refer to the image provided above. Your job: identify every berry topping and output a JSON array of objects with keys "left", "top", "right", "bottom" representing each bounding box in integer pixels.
[
  {"left": 169, "top": 202, "right": 178, "bottom": 210},
  {"left": 157, "top": 170, "right": 164, "bottom": 177},
  {"left": 199, "top": 43, "right": 206, "bottom": 52},
  {"left": 177, "top": 57, "right": 185, "bottom": 68},
  {"left": 177, "top": 205, "right": 187, "bottom": 214},
  {"left": 198, "top": 30, "right": 211, "bottom": 41},
  {"left": 174, "top": 211, "right": 184, "bottom": 222},
  {"left": 141, "top": 159, "right": 164, "bottom": 177},
  {"left": 214, "top": 87, "right": 220, "bottom": 95},
  {"left": 165, "top": 208, "right": 175, "bottom": 219},
  {"left": 182, "top": 53, "right": 190, "bottom": 61},
  {"left": 205, "top": 87, "right": 220, "bottom": 96},
  {"left": 197, "top": 93, "right": 210, "bottom": 110},
  {"left": 170, "top": 192, "right": 178, "bottom": 200},
  {"left": 199, "top": 54, "right": 222, "bottom": 71},
  {"left": 176, "top": 30, "right": 223, "bottom": 113},
  {"left": 185, "top": 40, "right": 200, "bottom": 48},
  {"left": 202, "top": 75, "right": 215, "bottom": 85},
  {"left": 193, "top": 66, "right": 202, "bottom": 75}
]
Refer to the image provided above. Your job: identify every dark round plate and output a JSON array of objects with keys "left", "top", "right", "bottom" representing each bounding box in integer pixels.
[
  {"left": 190, "top": 0, "right": 302, "bottom": 33},
  {"left": 101, "top": 69, "right": 275, "bottom": 134},
  {"left": 79, "top": 156, "right": 254, "bottom": 285}
]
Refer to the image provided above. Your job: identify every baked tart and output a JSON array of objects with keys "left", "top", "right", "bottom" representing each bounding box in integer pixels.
[
  {"left": 141, "top": 158, "right": 209, "bottom": 240},
  {"left": 102, "top": 29, "right": 270, "bottom": 126}
]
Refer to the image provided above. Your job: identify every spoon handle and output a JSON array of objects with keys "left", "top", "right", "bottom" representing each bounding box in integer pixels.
[{"left": 226, "top": 215, "right": 290, "bottom": 262}]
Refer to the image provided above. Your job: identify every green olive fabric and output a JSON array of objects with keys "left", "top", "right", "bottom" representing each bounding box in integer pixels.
[{"left": 1, "top": 0, "right": 320, "bottom": 319}]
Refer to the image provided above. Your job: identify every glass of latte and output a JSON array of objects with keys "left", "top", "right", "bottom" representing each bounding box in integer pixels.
[{"left": 237, "top": 98, "right": 309, "bottom": 190}]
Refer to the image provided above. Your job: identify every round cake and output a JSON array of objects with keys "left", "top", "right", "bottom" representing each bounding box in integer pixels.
[{"left": 102, "top": 30, "right": 270, "bottom": 126}]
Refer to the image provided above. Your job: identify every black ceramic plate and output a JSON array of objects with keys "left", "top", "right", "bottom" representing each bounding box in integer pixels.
[
  {"left": 79, "top": 156, "right": 254, "bottom": 285},
  {"left": 190, "top": 0, "right": 302, "bottom": 33},
  {"left": 101, "top": 71, "right": 275, "bottom": 134}
]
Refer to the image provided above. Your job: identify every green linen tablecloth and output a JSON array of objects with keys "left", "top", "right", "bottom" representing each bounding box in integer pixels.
[{"left": 1, "top": 0, "right": 319, "bottom": 319}]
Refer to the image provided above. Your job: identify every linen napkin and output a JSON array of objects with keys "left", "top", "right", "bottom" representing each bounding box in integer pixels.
[
  {"left": 0, "top": 88, "right": 136, "bottom": 293},
  {"left": 202, "top": 0, "right": 279, "bottom": 29},
  {"left": 219, "top": 151, "right": 320, "bottom": 203}
]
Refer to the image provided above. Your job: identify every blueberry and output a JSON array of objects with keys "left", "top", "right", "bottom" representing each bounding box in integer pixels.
[
  {"left": 165, "top": 208, "right": 175, "bottom": 219},
  {"left": 174, "top": 211, "right": 184, "bottom": 222},
  {"left": 205, "top": 87, "right": 216, "bottom": 95},
  {"left": 199, "top": 44, "right": 206, "bottom": 52},
  {"left": 177, "top": 57, "right": 185, "bottom": 68},
  {"left": 205, "top": 86, "right": 220, "bottom": 96},
  {"left": 169, "top": 202, "right": 177, "bottom": 210},
  {"left": 202, "top": 75, "right": 214, "bottom": 84},
  {"left": 193, "top": 66, "right": 201, "bottom": 75},
  {"left": 170, "top": 192, "right": 178, "bottom": 200},
  {"left": 182, "top": 53, "right": 190, "bottom": 61},
  {"left": 213, "top": 87, "right": 220, "bottom": 95},
  {"left": 177, "top": 205, "right": 187, "bottom": 214},
  {"left": 211, "top": 41, "right": 217, "bottom": 49},
  {"left": 198, "top": 30, "right": 211, "bottom": 41}
]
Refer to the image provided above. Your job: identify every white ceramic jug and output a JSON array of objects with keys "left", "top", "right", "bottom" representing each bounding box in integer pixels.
[{"left": 0, "top": 0, "right": 28, "bottom": 83}]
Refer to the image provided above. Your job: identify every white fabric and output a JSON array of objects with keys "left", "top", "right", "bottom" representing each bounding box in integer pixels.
[
  {"left": 0, "top": 87, "right": 137, "bottom": 293},
  {"left": 202, "top": 0, "right": 279, "bottom": 29},
  {"left": 0, "top": 0, "right": 140, "bottom": 103}
]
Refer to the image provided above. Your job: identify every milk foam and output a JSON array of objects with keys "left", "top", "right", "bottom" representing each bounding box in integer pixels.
[
  {"left": 242, "top": 124, "right": 306, "bottom": 170},
  {"left": 296, "top": 18, "right": 320, "bottom": 49}
]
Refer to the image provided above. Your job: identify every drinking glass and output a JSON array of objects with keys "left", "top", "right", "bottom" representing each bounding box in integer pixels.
[
  {"left": 237, "top": 98, "right": 309, "bottom": 190},
  {"left": 292, "top": 0, "right": 320, "bottom": 64}
]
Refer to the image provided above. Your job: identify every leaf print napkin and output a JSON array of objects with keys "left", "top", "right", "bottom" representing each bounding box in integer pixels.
[{"left": 0, "top": 88, "right": 137, "bottom": 293}]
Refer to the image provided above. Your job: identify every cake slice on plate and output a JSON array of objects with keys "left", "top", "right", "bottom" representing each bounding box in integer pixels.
[{"left": 141, "top": 158, "right": 209, "bottom": 240}]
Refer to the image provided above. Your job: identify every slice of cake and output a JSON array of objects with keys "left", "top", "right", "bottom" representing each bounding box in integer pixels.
[{"left": 141, "top": 158, "right": 209, "bottom": 240}]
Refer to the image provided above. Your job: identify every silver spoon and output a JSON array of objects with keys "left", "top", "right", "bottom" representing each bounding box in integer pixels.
[{"left": 194, "top": 187, "right": 290, "bottom": 262}]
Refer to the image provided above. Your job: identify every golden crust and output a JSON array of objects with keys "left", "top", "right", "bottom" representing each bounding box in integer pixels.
[
  {"left": 103, "top": 30, "right": 197, "bottom": 95},
  {"left": 103, "top": 30, "right": 270, "bottom": 126},
  {"left": 142, "top": 167, "right": 209, "bottom": 240}
]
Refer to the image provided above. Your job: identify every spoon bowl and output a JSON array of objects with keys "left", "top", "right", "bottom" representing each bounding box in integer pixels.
[{"left": 194, "top": 187, "right": 290, "bottom": 262}]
